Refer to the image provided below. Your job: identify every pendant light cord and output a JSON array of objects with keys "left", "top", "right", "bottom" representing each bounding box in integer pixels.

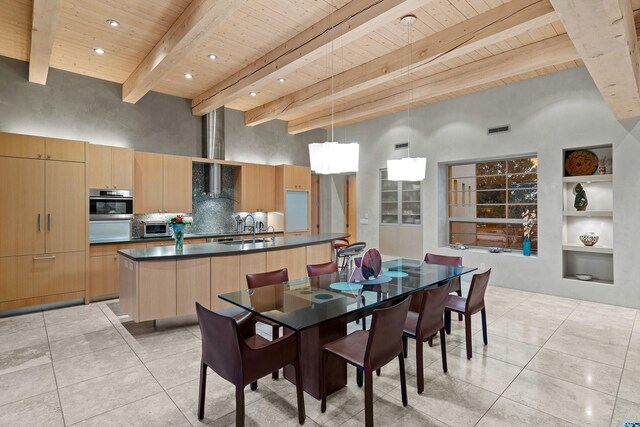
[
  {"left": 330, "top": 0, "right": 335, "bottom": 142},
  {"left": 406, "top": 20, "right": 413, "bottom": 157}
]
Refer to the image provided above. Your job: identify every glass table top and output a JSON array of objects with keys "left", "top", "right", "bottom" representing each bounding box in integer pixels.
[{"left": 218, "top": 258, "right": 477, "bottom": 331}]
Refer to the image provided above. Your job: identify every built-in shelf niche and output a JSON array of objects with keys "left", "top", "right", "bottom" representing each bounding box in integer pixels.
[{"left": 561, "top": 144, "right": 613, "bottom": 285}]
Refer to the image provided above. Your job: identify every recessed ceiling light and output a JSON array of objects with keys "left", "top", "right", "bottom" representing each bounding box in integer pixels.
[
  {"left": 250, "top": 91, "right": 257, "bottom": 97},
  {"left": 106, "top": 19, "right": 120, "bottom": 28},
  {"left": 94, "top": 48, "right": 105, "bottom": 55},
  {"left": 207, "top": 54, "right": 217, "bottom": 61},
  {"left": 184, "top": 73, "right": 193, "bottom": 80},
  {"left": 278, "top": 78, "right": 286, "bottom": 83}
]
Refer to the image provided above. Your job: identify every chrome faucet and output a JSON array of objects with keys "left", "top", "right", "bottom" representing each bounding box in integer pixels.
[
  {"left": 243, "top": 214, "right": 256, "bottom": 244},
  {"left": 267, "top": 225, "right": 275, "bottom": 244}
]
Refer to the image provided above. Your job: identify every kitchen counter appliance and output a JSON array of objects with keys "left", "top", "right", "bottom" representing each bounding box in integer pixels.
[
  {"left": 141, "top": 220, "right": 172, "bottom": 238},
  {"left": 89, "top": 189, "right": 133, "bottom": 220}
]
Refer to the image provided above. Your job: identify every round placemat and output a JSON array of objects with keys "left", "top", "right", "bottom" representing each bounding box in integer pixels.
[
  {"left": 314, "top": 293, "right": 334, "bottom": 300},
  {"left": 362, "top": 275, "right": 392, "bottom": 285},
  {"left": 565, "top": 150, "right": 598, "bottom": 176},
  {"left": 330, "top": 282, "right": 363, "bottom": 292},
  {"left": 382, "top": 270, "right": 409, "bottom": 278}
]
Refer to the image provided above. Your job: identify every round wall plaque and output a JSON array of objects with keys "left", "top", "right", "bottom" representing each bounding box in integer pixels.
[{"left": 565, "top": 150, "right": 598, "bottom": 176}]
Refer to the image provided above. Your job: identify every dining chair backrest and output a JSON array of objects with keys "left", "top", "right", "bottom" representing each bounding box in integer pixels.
[
  {"left": 417, "top": 281, "right": 452, "bottom": 338},
  {"left": 246, "top": 268, "right": 289, "bottom": 289},
  {"left": 424, "top": 253, "right": 462, "bottom": 267},
  {"left": 196, "top": 303, "right": 249, "bottom": 385},
  {"left": 365, "top": 295, "right": 412, "bottom": 370},
  {"left": 465, "top": 269, "right": 491, "bottom": 315},
  {"left": 306, "top": 261, "right": 338, "bottom": 277}
]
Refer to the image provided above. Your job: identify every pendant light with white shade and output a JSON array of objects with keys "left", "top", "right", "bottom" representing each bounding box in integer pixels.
[
  {"left": 308, "top": 3, "right": 359, "bottom": 175},
  {"left": 387, "top": 14, "right": 426, "bottom": 182}
]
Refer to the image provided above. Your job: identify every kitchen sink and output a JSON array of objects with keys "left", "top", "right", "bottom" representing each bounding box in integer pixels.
[{"left": 220, "top": 238, "right": 269, "bottom": 245}]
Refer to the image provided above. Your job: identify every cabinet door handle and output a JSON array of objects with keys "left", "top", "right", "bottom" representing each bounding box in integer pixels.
[
  {"left": 47, "top": 214, "right": 51, "bottom": 231},
  {"left": 33, "top": 255, "right": 56, "bottom": 260},
  {"left": 37, "top": 154, "right": 43, "bottom": 159},
  {"left": 38, "top": 213, "right": 42, "bottom": 231},
  {"left": 47, "top": 155, "right": 52, "bottom": 159}
]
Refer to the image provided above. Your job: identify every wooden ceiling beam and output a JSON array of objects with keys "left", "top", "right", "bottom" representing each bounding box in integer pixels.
[
  {"left": 191, "top": 0, "right": 428, "bottom": 116},
  {"left": 246, "top": 0, "right": 557, "bottom": 126},
  {"left": 29, "top": 0, "right": 62, "bottom": 85},
  {"left": 288, "top": 34, "right": 579, "bottom": 134},
  {"left": 550, "top": 0, "right": 640, "bottom": 119},
  {"left": 122, "top": 0, "right": 245, "bottom": 104}
]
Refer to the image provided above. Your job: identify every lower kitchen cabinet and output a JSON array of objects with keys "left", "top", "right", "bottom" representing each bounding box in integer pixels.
[
  {"left": 266, "top": 247, "right": 306, "bottom": 280},
  {"left": 177, "top": 258, "right": 210, "bottom": 316},
  {"left": 211, "top": 255, "right": 241, "bottom": 310},
  {"left": 306, "top": 242, "right": 333, "bottom": 266},
  {"left": 90, "top": 255, "right": 119, "bottom": 300},
  {"left": 0, "top": 251, "right": 85, "bottom": 310},
  {"left": 138, "top": 260, "right": 176, "bottom": 322}
]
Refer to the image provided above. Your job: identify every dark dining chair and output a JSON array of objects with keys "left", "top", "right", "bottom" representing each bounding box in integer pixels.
[
  {"left": 402, "top": 281, "right": 451, "bottom": 393},
  {"left": 425, "top": 253, "right": 463, "bottom": 320},
  {"left": 306, "top": 261, "right": 339, "bottom": 277},
  {"left": 444, "top": 269, "right": 491, "bottom": 359},
  {"left": 321, "top": 295, "right": 412, "bottom": 427},
  {"left": 246, "top": 268, "right": 289, "bottom": 379},
  {"left": 195, "top": 303, "right": 305, "bottom": 426}
]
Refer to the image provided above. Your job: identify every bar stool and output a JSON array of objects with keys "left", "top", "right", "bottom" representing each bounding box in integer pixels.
[{"left": 336, "top": 242, "right": 366, "bottom": 271}]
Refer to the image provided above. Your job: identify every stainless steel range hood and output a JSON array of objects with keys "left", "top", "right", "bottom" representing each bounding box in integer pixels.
[{"left": 202, "top": 107, "right": 225, "bottom": 197}]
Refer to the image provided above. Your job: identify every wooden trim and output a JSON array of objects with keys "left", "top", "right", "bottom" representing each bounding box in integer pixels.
[
  {"left": 288, "top": 34, "right": 579, "bottom": 133},
  {"left": 122, "top": 0, "right": 245, "bottom": 103},
  {"left": 28, "top": 0, "right": 62, "bottom": 84},
  {"left": 192, "top": 158, "right": 243, "bottom": 167},
  {"left": 191, "top": 0, "right": 428, "bottom": 116},
  {"left": 550, "top": 0, "right": 640, "bottom": 119},
  {"left": 245, "top": 0, "right": 557, "bottom": 126}
]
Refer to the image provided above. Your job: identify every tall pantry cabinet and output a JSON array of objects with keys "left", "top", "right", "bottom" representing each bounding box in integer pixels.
[{"left": 0, "top": 132, "right": 87, "bottom": 311}]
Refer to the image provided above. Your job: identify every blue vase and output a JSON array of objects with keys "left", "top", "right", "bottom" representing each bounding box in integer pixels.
[
  {"left": 523, "top": 237, "right": 531, "bottom": 256},
  {"left": 173, "top": 224, "right": 185, "bottom": 251}
]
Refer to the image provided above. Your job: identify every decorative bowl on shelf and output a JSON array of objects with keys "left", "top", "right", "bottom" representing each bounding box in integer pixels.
[
  {"left": 575, "top": 273, "right": 593, "bottom": 281},
  {"left": 579, "top": 232, "right": 599, "bottom": 246}
]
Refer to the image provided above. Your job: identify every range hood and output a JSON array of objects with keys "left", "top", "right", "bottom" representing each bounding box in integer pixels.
[{"left": 202, "top": 107, "right": 226, "bottom": 197}]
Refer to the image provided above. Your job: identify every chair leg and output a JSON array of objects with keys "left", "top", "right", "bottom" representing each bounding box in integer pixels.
[
  {"left": 294, "top": 359, "right": 306, "bottom": 424},
  {"left": 235, "top": 386, "right": 245, "bottom": 427},
  {"left": 321, "top": 351, "right": 328, "bottom": 413},
  {"left": 361, "top": 296, "right": 367, "bottom": 330},
  {"left": 376, "top": 368, "right": 380, "bottom": 376},
  {"left": 428, "top": 336, "right": 433, "bottom": 347},
  {"left": 398, "top": 353, "right": 408, "bottom": 407},
  {"left": 364, "top": 369, "right": 374, "bottom": 427},
  {"left": 416, "top": 339, "right": 424, "bottom": 394},
  {"left": 481, "top": 307, "right": 488, "bottom": 345},
  {"left": 250, "top": 381, "right": 258, "bottom": 391},
  {"left": 457, "top": 289, "right": 463, "bottom": 321},
  {"left": 197, "top": 362, "right": 207, "bottom": 420},
  {"left": 402, "top": 334, "right": 408, "bottom": 358},
  {"left": 440, "top": 326, "right": 448, "bottom": 373},
  {"left": 356, "top": 368, "right": 363, "bottom": 387},
  {"left": 444, "top": 309, "right": 451, "bottom": 334},
  {"left": 464, "top": 314, "right": 472, "bottom": 359},
  {"left": 272, "top": 325, "right": 280, "bottom": 380}
]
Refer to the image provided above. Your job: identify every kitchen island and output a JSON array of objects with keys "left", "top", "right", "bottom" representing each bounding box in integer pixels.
[{"left": 118, "top": 233, "right": 349, "bottom": 322}]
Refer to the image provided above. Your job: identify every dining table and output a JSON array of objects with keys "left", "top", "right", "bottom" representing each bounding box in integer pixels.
[{"left": 219, "top": 257, "right": 477, "bottom": 399}]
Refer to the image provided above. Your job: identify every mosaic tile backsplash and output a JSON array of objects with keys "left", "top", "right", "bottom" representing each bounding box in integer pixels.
[{"left": 131, "top": 164, "right": 267, "bottom": 238}]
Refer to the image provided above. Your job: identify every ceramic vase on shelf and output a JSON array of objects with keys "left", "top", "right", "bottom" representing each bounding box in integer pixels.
[
  {"left": 523, "top": 237, "right": 531, "bottom": 256},
  {"left": 173, "top": 224, "right": 185, "bottom": 252}
]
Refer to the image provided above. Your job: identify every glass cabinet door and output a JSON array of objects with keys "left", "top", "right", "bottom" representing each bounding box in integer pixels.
[
  {"left": 380, "top": 169, "right": 399, "bottom": 224},
  {"left": 401, "top": 180, "right": 421, "bottom": 225}
]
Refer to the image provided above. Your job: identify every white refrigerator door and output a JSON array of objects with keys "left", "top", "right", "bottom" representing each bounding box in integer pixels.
[{"left": 286, "top": 191, "right": 309, "bottom": 232}]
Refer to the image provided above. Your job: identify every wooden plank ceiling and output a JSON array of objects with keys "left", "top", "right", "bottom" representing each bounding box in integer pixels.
[{"left": 1, "top": 0, "right": 639, "bottom": 132}]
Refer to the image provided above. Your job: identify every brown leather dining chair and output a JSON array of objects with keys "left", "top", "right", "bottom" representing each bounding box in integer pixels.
[
  {"left": 424, "top": 253, "right": 463, "bottom": 319},
  {"left": 246, "top": 268, "right": 289, "bottom": 379},
  {"left": 444, "top": 269, "right": 491, "bottom": 359},
  {"left": 306, "top": 261, "right": 339, "bottom": 277},
  {"left": 320, "top": 295, "right": 412, "bottom": 427},
  {"left": 402, "top": 281, "right": 451, "bottom": 394},
  {"left": 195, "top": 303, "right": 305, "bottom": 426}
]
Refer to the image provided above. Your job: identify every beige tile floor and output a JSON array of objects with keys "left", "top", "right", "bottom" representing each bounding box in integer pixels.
[{"left": 0, "top": 285, "right": 638, "bottom": 427}]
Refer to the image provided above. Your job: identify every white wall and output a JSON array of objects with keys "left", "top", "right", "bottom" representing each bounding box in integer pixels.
[{"left": 324, "top": 66, "right": 640, "bottom": 309}]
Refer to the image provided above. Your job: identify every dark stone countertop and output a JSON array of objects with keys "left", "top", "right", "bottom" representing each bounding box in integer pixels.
[
  {"left": 118, "top": 233, "right": 350, "bottom": 261},
  {"left": 89, "top": 230, "right": 285, "bottom": 245}
]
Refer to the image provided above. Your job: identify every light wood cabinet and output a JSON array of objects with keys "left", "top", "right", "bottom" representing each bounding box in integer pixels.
[
  {"left": 235, "top": 163, "right": 275, "bottom": 212},
  {"left": 163, "top": 154, "right": 192, "bottom": 213},
  {"left": 88, "top": 144, "right": 134, "bottom": 189},
  {"left": 0, "top": 133, "right": 85, "bottom": 162},
  {"left": 45, "top": 138, "right": 85, "bottom": 162},
  {"left": 239, "top": 252, "right": 267, "bottom": 288},
  {"left": 90, "top": 255, "right": 119, "bottom": 299},
  {"left": 45, "top": 161, "right": 86, "bottom": 253},
  {"left": 139, "top": 260, "right": 177, "bottom": 321},
  {"left": 283, "top": 165, "right": 311, "bottom": 190},
  {"left": 211, "top": 255, "right": 241, "bottom": 310},
  {"left": 0, "top": 157, "right": 45, "bottom": 257},
  {"left": 177, "top": 258, "right": 210, "bottom": 316},
  {"left": 134, "top": 152, "right": 192, "bottom": 214},
  {"left": 306, "top": 243, "right": 333, "bottom": 266},
  {"left": 266, "top": 247, "right": 306, "bottom": 280}
]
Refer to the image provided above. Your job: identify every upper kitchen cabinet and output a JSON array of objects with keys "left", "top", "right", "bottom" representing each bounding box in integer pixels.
[
  {"left": 134, "top": 152, "right": 192, "bottom": 214},
  {"left": 235, "top": 163, "right": 275, "bottom": 212},
  {"left": 0, "top": 132, "right": 85, "bottom": 162},
  {"left": 88, "top": 144, "right": 134, "bottom": 190},
  {"left": 283, "top": 165, "right": 311, "bottom": 190}
]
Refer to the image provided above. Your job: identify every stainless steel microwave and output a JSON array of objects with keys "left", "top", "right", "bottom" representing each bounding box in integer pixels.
[
  {"left": 141, "top": 221, "right": 171, "bottom": 238},
  {"left": 89, "top": 189, "right": 134, "bottom": 220}
]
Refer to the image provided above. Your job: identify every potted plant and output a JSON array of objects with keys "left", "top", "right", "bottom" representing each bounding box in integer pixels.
[
  {"left": 521, "top": 209, "right": 536, "bottom": 256},
  {"left": 166, "top": 215, "right": 193, "bottom": 251}
]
